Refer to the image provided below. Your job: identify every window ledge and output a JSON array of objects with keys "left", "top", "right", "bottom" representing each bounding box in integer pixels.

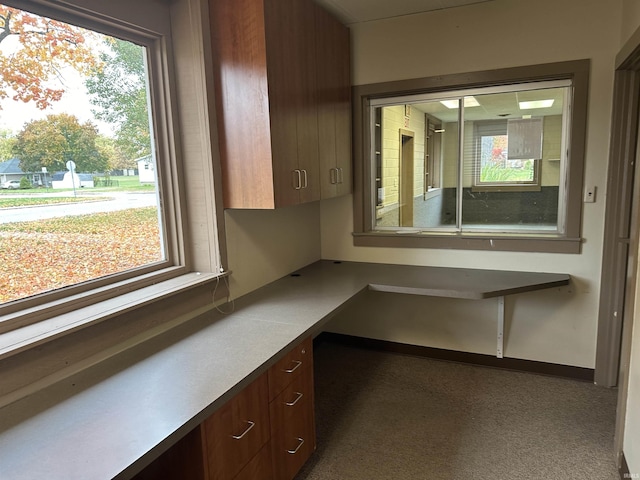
[
  {"left": 0, "top": 271, "right": 226, "bottom": 362},
  {"left": 353, "top": 231, "right": 582, "bottom": 253}
]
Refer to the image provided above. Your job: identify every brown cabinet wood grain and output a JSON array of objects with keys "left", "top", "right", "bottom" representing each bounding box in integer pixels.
[
  {"left": 202, "top": 373, "right": 271, "bottom": 480},
  {"left": 209, "top": 0, "right": 350, "bottom": 209},
  {"left": 268, "top": 336, "right": 313, "bottom": 401},
  {"left": 268, "top": 337, "right": 315, "bottom": 480},
  {"left": 131, "top": 426, "right": 206, "bottom": 480},
  {"left": 316, "top": 5, "right": 352, "bottom": 200},
  {"left": 269, "top": 369, "right": 316, "bottom": 480},
  {"left": 233, "top": 442, "right": 274, "bottom": 480}
]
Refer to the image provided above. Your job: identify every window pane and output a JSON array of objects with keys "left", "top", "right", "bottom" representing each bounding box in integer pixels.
[
  {"left": 461, "top": 87, "right": 566, "bottom": 232},
  {"left": 373, "top": 101, "right": 459, "bottom": 230},
  {"left": 479, "top": 134, "right": 537, "bottom": 182},
  {"left": 0, "top": 5, "right": 164, "bottom": 305}
]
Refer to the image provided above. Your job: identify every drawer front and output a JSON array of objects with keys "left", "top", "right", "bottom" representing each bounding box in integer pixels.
[
  {"left": 268, "top": 337, "right": 313, "bottom": 401},
  {"left": 270, "top": 369, "right": 316, "bottom": 480},
  {"left": 203, "top": 373, "right": 270, "bottom": 480},
  {"left": 233, "top": 442, "right": 273, "bottom": 480}
]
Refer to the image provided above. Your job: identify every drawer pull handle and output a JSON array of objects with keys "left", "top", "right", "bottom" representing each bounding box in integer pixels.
[
  {"left": 231, "top": 420, "right": 255, "bottom": 440},
  {"left": 285, "top": 392, "right": 303, "bottom": 406},
  {"left": 287, "top": 437, "right": 304, "bottom": 455},
  {"left": 283, "top": 360, "right": 302, "bottom": 374}
]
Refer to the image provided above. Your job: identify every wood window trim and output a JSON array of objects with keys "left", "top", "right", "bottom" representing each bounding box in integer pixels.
[{"left": 352, "top": 60, "right": 589, "bottom": 253}]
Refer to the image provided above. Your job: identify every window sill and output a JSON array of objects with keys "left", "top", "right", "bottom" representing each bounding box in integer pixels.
[
  {"left": 0, "top": 271, "right": 228, "bottom": 362},
  {"left": 353, "top": 231, "right": 581, "bottom": 253}
]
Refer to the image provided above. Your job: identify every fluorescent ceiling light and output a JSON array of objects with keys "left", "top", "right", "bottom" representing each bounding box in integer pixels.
[
  {"left": 440, "top": 96, "right": 480, "bottom": 109},
  {"left": 519, "top": 99, "right": 554, "bottom": 109}
]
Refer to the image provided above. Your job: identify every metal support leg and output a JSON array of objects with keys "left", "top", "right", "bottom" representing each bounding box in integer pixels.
[{"left": 497, "top": 296, "right": 505, "bottom": 358}]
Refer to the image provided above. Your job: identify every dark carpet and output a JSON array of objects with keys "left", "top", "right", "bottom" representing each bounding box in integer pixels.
[{"left": 295, "top": 341, "right": 619, "bottom": 480}]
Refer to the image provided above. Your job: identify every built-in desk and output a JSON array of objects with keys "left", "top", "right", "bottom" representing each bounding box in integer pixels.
[{"left": 0, "top": 261, "right": 569, "bottom": 480}]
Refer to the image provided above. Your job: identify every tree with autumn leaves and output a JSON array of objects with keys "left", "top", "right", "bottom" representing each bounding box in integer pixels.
[
  {"left": 1, "top": 4, "right": 151, "bottom": 172},
  {"left": 0, "top": 5, "right": 98, "bottom": 109},
  {"left": 13, "top": 113, "right": 109, "bottom": 173}
]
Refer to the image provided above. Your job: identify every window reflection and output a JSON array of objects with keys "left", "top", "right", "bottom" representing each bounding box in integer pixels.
[{"left": 372, "top": 83, "right": 568, "bottom": 233}]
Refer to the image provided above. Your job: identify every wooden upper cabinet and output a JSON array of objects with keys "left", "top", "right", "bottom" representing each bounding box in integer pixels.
[
  {"left": 316, "top": 5, "right": 352, "bottom": 200},
  {"left": 209, "top": 0, "right": 350, "bottom": 209}
]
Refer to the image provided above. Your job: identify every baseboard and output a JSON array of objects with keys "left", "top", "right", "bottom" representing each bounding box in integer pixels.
[
  {"left": 315, "top": 332, "right": 595, "bottom": 382},
  {"left": 620, "top": 451, "right": 633, "bottom": 479}
]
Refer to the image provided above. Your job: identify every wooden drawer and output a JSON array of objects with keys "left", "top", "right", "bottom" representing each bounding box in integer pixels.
[
  {"left": 233, "top": 442, "right": 273, "bottom": 480},
  {"left": 202, "top": 373, "right": 270, "bottom": 480},
  {"left": 268, "top": 337, "right": 313, "bottom": 401},
  {"left": 270, "top": 368, "right": 316, "bottom": 480}
]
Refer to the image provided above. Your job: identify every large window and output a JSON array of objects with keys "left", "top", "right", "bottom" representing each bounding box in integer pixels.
[
  {"left": 0, "top": 0, "right": 224, "bottom": 331},
  {"left": 0, "top": 4, "right": 166, "bottom": 306},
  {"left": 354, "top": 61, "right": 589, "bottom": 253}
]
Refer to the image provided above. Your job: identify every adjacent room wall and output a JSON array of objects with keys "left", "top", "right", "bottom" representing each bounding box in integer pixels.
[{"left": 320, "top": 0, "right": 621, "bottom": 368}]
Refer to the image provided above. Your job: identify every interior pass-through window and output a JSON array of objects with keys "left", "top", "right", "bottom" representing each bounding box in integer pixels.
[{"left": 354, "top": 61, "right": 589, "bottom": 253}]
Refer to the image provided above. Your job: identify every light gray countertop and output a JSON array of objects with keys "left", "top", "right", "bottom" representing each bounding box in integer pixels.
[{"left": 0, "top": 260, "right": 570, "bottom": 480}]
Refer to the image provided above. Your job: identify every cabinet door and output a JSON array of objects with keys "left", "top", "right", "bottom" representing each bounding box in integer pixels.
[
  {"left": 209, "top": 0, "right": 277, "bottom": 209},
  {"left": 270, "top": 368, "right": 316, "bottom": 480},
  {"left": 202, "top": 373, "right": 271, "bottom": 480},
  {"left": 264, "top": 0, "right": 301, "bottom": 208},
  {"left": 334, "top": 19, "right": 352, "bottom": 197},
  {"left": 293, "top": 0, "right": 320, "bottom": 204},
  {"left": 265, "top": 0, "right": 320, "bottom": 207},
  {"left": 316, "top": 6, "right": 351, "bottom": 200}
]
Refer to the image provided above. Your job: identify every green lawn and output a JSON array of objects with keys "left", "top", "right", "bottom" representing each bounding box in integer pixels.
[{"left": 0, "top": 175, "right": 156, "bottom": 195}]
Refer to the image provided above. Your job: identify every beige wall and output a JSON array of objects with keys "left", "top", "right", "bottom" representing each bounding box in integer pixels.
[
  {"left": 224, "top": 204, "right": 321, "bottom": 298},
  {"left": 621, "top": 0, "right": 640, "bottom": 45},
  {"left": 320, "top": 0, "right": 621, "bottom": 368}
]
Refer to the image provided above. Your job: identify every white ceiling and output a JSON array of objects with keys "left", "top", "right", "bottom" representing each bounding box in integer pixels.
[{"left": 315, "top": 0, "right": 495, "bottom": 25}]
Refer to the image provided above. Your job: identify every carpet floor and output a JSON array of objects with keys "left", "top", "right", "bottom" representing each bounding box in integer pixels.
[{"left": 294, "top": 340, "right": 619, "bottom": 480}]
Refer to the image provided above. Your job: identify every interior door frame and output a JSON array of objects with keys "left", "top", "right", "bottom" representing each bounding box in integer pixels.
[
  {"left": 596, "top": 25, "right": 640, "bottom": 467},
  {"left": 596, "top": 32, "right": 640, "bottom": 388},
  {"left": 399, "top": 128, "right": 415, "bottom": 227}
]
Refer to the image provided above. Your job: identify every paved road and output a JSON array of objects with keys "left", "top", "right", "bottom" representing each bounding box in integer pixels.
[{"left": 0, "top": 192, "right": 158, "bottom": 224}]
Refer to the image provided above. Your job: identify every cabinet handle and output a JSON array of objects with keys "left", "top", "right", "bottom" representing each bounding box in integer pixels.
[
  {"left": 293, "top": 170, "right": 302, "bottom": 190},
  {"left": 338, "top": 167, "right": 344, "bottom": 184},
  {"left": 231, "top": 420, "right": 255, "bottom": 440},
  {"left": 284, "top": 391, "right": 304, "bottom": 406},
  {"left": 283, "top": 360, "right": 302, "bottom": 374},
  {"left": 301, "top": 169, "right": 308, "bottom": 188},
  {"left": 287, "top": 437, "right": 305, "bottom": 455},
  {"left": 330, "top": 168, "right": 337, "bottom": 185}
]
